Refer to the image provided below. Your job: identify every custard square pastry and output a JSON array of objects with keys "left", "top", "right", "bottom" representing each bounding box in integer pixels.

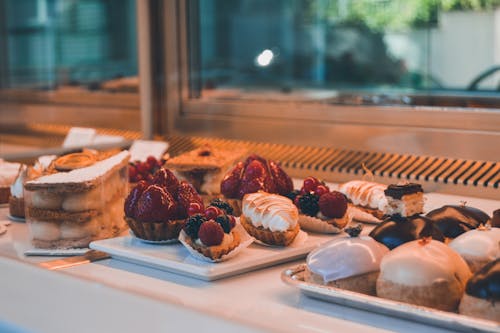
[
  {"left": 24, "top": 150, "right": 130, "bottom": 249},
  {"left": 165, "top": 145, "right": 245, "bottom": 195}
]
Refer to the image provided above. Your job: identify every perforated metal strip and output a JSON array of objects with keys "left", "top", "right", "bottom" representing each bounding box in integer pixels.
[{"left": 166, "top": 135, "right": 499, "bottom": 190}]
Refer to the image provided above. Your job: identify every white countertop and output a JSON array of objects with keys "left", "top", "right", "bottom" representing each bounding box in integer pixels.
[{"left": 0, "top": 192, "right": 498, "bottom": 333}]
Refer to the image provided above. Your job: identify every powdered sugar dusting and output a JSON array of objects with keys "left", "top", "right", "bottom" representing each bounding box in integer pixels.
[{"left": 27, "top": 151, "right": 130, "bottom": 185}]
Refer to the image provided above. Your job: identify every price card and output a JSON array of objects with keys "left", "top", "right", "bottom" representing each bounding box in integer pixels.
[
  {"left": 129, "top": 140, "right": 169, "bottom": 162},
  {"left": 62, "top": 127, "right": 96, "bottom": 148}
]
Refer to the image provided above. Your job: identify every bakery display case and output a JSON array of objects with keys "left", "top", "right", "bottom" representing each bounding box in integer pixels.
[{"left": 0, "top": 1, "right": 499, "bottom": 332}]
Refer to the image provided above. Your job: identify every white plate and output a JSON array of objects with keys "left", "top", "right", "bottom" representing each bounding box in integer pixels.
[
  {"left": 129, "top": 230, "right": 178, "bottom": 245},
  {"left": 281, "top": 265, "right": 500, "bottom": 333},
  {"left": 90, "top": 231, "right": 331, "bottom": 281},
  {"left": 7, "top": 214, "right": 25, "bottom": 223}
]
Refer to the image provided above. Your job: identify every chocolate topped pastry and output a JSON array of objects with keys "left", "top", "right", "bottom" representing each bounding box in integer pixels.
[
  {"left": 459, "top": 258, "right": 500, "bottom": 322},
  {"left": 369, "top": 215, "right": 444, "bottom": 250},
  {"left": 492, "top": 209, "right": 500, "bottom": 228},
  {"left": 384, "top": 183, "right": 423, "bottom": 199},
  {"left": 426, "top": 205, "right": 490, "bottom": 239},
  {"left": 384, "top": 183, "right": 424, "bottom": 217}
]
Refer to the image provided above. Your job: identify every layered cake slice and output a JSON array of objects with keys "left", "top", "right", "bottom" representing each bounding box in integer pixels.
[
  {"left": 165, "top": 145, "right": 245, "bottom": 196},
  {"left": 24, "top": 150, "right": 130, "bottom": 249},
  {"left": 384, "top": 183, "right": 424, "bottom": 217}
]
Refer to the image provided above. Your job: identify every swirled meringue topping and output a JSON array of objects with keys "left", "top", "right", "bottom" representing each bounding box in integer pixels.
[
  {"left": 242, "top": 192, "right": 298, "bottom": 232},
  {"left": 339, "top": 180, "right": 387, "bottom": 212}
]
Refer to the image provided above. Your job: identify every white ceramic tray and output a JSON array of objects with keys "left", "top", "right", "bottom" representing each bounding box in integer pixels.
[
  {"left": 281, "top": 264, "right": 500, "bottom": 333},
  {"left": 90, "top": 231, "right": 329, "bottom": 281}
]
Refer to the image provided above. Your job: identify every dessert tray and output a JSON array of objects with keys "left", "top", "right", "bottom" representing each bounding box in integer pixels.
[
  {"left": 281, "top": 264, "right": 500, "bottom": 333},
  {"left": 90, "top": 232, "right": 327, "bottom": 281}
]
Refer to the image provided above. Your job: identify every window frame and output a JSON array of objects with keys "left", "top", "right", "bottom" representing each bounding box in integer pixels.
[{"left": 158, "top": 0, "right": 500, "bottom": 161}]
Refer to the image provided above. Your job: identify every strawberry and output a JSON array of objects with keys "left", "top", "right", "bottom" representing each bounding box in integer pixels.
[
  {"left": 124, "top": 180, "right": 148, "bottom": 218},
  {"left": 318, "top": 191, "right": 348, "bottom": 218},
  {"left": 135, "top": 185, "right": 177, "bottom": 222},
  {"left": 221, "top": 162, "right": 244, "bottom": 198},
  {"left": 269, "top": 161, "right": 293, "bottom": 195},
  {"left": 244, "top": 160, "right": 266, "bottom": 179},
  {"left": 198, "top": 220, "right": 224, "bottom": 246},
  {"left": 152, "top": 168, "right": 179, "bottom": 197},
  {"left": 177, "top": 181, "right": 204, "bottom": 219}
]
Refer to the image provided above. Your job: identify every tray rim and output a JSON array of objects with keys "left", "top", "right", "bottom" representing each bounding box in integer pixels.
[
  {"left": 281, "top": 264, "right": 500, "bottom": 333},
  {"left": 89, "top": 231, "right": 317, "bottom": 281}
]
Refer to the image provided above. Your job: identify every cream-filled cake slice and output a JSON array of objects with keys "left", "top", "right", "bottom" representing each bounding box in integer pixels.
[{"left": 24, "top": 150, "right": 130, "bottom": 249}]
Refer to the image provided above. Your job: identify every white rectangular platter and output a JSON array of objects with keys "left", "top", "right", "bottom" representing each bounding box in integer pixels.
[
  {"left": 281, "top": 264, "right": 500, "bottom": 333},
  {"left": 90, "top": 232, "right": 329, "bottom": 281}
]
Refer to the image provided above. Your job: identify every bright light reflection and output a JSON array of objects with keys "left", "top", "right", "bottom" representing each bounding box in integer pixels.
[{"left": 256, "top": 49, "right": 274, "bottom": 67}]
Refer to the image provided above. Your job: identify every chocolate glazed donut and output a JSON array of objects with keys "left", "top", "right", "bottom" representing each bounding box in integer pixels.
[
  {"left": 426, "top": 205, "right": 490, "bottom": 239},
  {"left": 465, "top": 259, "right": 500, "bottom": 301},
  {"left": 369, "top": 215, "right": 444, "bottom": 250}
]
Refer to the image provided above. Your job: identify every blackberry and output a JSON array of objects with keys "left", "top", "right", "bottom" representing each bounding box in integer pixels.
[
  {"left": 298, "top": 193, "right": 319, "bottom": 216},
  {"left": 184, "top": 214, "right": 206, "bottom": 239},
  {"left": 209, "top": 198, "right": 234, "bottom": 215},
  {"left": 284, "top": 190, "right": 300, "bottom": 202},
  {"left": 215, "top": 215, "right": 231, "bottom": 233}
]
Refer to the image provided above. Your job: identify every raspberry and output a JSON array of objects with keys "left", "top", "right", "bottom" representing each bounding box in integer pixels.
[
  {"left": 319, "top": 191, "right": 348, "bottom": 218},
  {"left": 124, "top": 180, "right": 148, "bottom": 218},
  {"left": 177, "top": 181, "right": 204, "bottom": 219},
  {"left": 314, "top": 185, "right": 330, "bottom": 197},
  {"left": 208, "top": 198, "right": 234, "bottom": 215},
  {"left": 302, "top": 177, "right": 321, "bottom": 193},
  {"left": 205, "top": 206, "right": 222, "bottom": 220},
  {"left": 298, "top": 193, "right": 320, "bottom": 217},
  {"left": 184, "top": 214, "right": 206, "bottom": 239},
  {"left": 215, "top": 215, "right": 231, "bottom": 233},
  {"left": 198, "top": 220, "right": 224, "bottom": 246}
]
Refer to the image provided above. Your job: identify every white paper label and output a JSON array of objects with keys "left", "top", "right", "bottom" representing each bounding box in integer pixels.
[
  {"left": 62, "top": 127, "right": 96, "bottom": 148},
  {"left": 129, "top": 140, "right": 169, "bottom": 162}
]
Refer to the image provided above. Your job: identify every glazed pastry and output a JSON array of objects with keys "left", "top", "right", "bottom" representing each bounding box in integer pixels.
[
  {"left": 165, "top": 145, "right": 244, "bottom": 197},
  {"left": 181, "top": 201, "right": 240, "bottom": 260},
  {"left": 384, "top": 183, "right": 424, "bottom": 217},
  {"left": 0, "top": 159, "right": 21, "bottom": 204},
  {"left": 377, "top": 238, "right": 471, "bottom": 311},
  {"left": 25, "top": 151, "right": 129, "bottom": 249},
  {"left": 338, "top": 180, "right": 387, "bottom": 222},
  {"left": 220, "top": 154, "right": 294, "bottom": 215},
  {"left": 124, "top": 168, "right": 203, "bottom": 242},
  {"left": 289, "top": 177, "right": 351, "bottom": 233},
  {"left": 426, "top": 205, "right": 490, "bottom": 239},
  {"left": 449, "top": 226, "right": 500, "bottom": 273},
  {"left": 459, "top": 259, "right": 500, "bottom": 322},
  {"left": 9, "top": 165, "right": 26, "bottom": 218},
  {"left": 305, "top": 225, "right": 389, "bottom": 295},
  {"left": 369, "top": 214, "right": 444, "bottom": 250},
  {"left": 491, "top": 209, "right": 500, "bottom": 228},
  {"left": 241, "top": 192, "right": 299, "bottom": 246}
]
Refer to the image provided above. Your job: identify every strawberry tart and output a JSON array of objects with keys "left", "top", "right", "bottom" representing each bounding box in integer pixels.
[
  {"left": 124, "top": 168, "right": 204, "bottom": 242},
  {"left": 220, "top": 154, "right": 293, "bottom": 216}
]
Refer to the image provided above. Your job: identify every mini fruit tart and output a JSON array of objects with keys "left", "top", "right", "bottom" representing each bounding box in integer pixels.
[
  {"left": 180, "top": 201, "right": 242, "bottom": 260},
  {"left": 287, "top": 177, "right": 351, "bottom": 233},
  {"left": 220, "top": 154, "right": 294, "bottom": 216},
  {"left": 124, "top": 168, "right": 204, "bottom": 242}
]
